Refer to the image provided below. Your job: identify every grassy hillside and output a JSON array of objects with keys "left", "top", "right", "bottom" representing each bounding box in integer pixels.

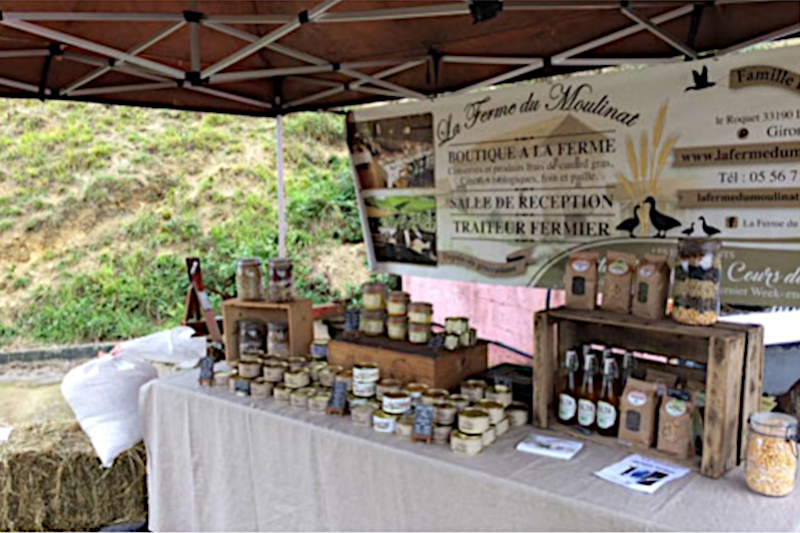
[{"left": 0, "top": 100, "right": 373, "bottom": 348}]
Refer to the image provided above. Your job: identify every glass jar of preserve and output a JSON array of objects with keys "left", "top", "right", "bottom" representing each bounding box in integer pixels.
[
  {"left": 361, "top": 310, "right": 385, "bottom": 337},
  {"left": 268, "top": 258, "right": 294, "bottom": 303},
  {"left": 387, "top": 291, "right": 409, "bottom": 317},
  {"left": 387, "top": 316, "right": 407, "bottom": 340},
  {"left": 238, "top": 319, "right": 266, "bottom": 355},
  {"left": 362, "top": 282, "right": 387, "bottom": 311},
  {"left": 408, "top": 322, "right": 431, "bottom": 344},
  {"left": 267, "top": 321, "right": 290, "bottom": 358},
  {"left": 673, "top": 238, "right": 722, "bottom": 326},
  {"left": 408, "top": 302, "right": 433, "bottom": 325},
  {"left": 236, "top": 258, "right": 264, "bottom": 301},
  {"left": 745, "top": 412, "right": 798, "bottom": 497}
]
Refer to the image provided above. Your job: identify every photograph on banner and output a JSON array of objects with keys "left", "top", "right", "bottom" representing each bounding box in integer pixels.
[
  {"left": 364, "top": 195, "right": 437, "bottom": 265},
  {"left": 348, "top": 113, "right": 435, "bottom": 190},
  {"left": 347, "top": 45, "right": 800, "bottom": 307}
]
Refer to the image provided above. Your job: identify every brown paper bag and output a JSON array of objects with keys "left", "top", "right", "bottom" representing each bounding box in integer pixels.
[
  {"left": 602, "top": 251, "right": 636, "bottom": 314},
  {"left": 657, "top": 393, "right": 695, "bottom": 458},
  {"left": 632, "top": 254, "right": 671, "bottom": 320},
  {"left": 565, "top": 252, "right": 599, "bottom": 310},
  {"left": 619, "top": 378, "right": 659, "bottom": 447}
]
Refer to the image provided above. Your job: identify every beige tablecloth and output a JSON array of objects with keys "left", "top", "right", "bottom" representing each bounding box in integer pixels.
[{"left": 140, "top": 372, "right": 800, "bottom": 532}]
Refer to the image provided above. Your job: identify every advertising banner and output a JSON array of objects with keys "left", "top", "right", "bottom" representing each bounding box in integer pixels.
[{"left": 347, "top": 46, "right": 800, "bottom": 307}]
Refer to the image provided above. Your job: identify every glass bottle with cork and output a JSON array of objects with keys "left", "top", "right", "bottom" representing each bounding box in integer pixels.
[
  {"left": 578, "top": 352, "right": 598, "bottom": 430},
  {"left": 597, "top": 356, "right": 620, "bottom": 437},
  {"left": 558, "top": 349, "right": 580, "bottom": 425}
]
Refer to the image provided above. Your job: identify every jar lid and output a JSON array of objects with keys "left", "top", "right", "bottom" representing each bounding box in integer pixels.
[
  {"left": 269, "top": 258, "right": 292, "bottom": 266},
  {"left": 361, "top": 309, "right": 386, "bottom": 319},
  {"left": 409, "top": 322, "right": 430, "bottom": 331},
  {"left": 267, "top": 321, "right": 289, "bottom": 329},
  {"left": 750, "top": 411, "right": 799, "bottom": 440},
  {"left": 463, "top": 379, "right": 488, "bottom": 389},
  {"left": 237, "top": 257, "right": 262, "bottom": 266},
  {"left": 679, "top": 237, "right": 722, "bottom": 255},
  {"left": 362, "top": 282, "right": 387, "bottom": 292},
  {"left": 389, "top": 291, "right": 409, "bottom": 300},
  {"left": 460, "top": 408, "right": 489, "bottom": 418},
  {"left": 387, "top": 316, "right": 408, "bottom": 324},
  {"left": 409, "top": 302, "right": 433, "bottom": 311}
]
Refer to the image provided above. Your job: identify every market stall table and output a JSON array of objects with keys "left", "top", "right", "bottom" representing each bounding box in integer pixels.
[{"left": 140, "top": 371, "right": 800, "bottom": 532}]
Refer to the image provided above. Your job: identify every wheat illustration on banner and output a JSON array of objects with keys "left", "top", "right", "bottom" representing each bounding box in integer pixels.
[{"left": 616, "top": 103, "right": 680, "bottom": 238}]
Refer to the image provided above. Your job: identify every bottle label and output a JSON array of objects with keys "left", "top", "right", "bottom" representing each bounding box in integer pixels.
[
  {"left": 577, "top": 399, "right": 596, "bottom": 426},
  {"left": 558, "top": 394, "right": 577, "bottom": 421},
  {"left": 597, "top": 401, "right": 617, "bottom": 429}
]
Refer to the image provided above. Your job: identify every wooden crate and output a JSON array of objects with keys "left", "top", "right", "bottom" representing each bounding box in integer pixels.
[
  {"left": 223, "top": 298, "right": 314, "bottom": 363},
  {"left": 533, "top": 307, "right": 764, "bottom": 479},
  {"left": 328, "top": 335, "right": 488, "bottom": 391}
]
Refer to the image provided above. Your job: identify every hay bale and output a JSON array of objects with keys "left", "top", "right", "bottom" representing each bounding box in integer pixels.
[{"left": 0, "top": 421, "right": 146, "bottom": 531}]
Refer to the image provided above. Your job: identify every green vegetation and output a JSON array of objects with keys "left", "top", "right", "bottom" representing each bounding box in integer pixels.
[{"left": 0, "top": 100, "right": 372, "bottom": 347}]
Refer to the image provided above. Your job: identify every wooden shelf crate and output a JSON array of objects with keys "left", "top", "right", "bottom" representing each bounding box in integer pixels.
[
  {"left": 328, "top": 335, "right": 488, "bottom": 391},
  {"left": 533, "top": 307, "right": 764, "bottom": 479},
  {"left": 223, "top": 298, "right": 314, "bottom": 363}
]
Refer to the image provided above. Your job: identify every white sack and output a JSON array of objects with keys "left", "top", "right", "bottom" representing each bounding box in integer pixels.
[
  {"left": 115, "top": 326, "right": 206, "bottom": 365},
  {"left": 62, "top": 355, "right": 158, "bottom": 467}
]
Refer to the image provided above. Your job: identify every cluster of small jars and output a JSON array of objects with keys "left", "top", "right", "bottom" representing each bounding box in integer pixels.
[{"left": 359, "top": 282, "right": 433, "bottom": 344}]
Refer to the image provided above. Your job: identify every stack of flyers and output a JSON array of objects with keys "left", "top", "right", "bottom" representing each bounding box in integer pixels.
[
  {"left": 594, "top": 454, "right": 690, "bottom": 494},
  {"left": 516, "top": 434, "right": 584, "bottom": 460}
]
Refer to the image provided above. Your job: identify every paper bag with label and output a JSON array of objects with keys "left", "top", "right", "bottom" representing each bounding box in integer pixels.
[
  {"left": 565, "top": 252, "right": 599, "bottom": 310},
  {"left": 602, "top": 251, "right": 636, "bottom": 313},
  {"left": 657, "top": 392, "right": 695, "bottom": 458},
  {"left": 632, "top": 254, "right": 671, "bottom": 320},
  {"left": 619, "top": 378, "right": 659, "bottom": 447}
]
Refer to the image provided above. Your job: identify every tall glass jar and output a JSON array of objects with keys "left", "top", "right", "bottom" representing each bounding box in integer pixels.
[
  {"left": 236, "top": 258, "right": 265, "bottom": 301},
  {"left": 267, "top": 321, "right": 290, "bottom": 358},
  {"left": 745, "top": 412, "right": 798, "bottom": 497},
  {"left": 672, "top": 238, "right": 721, "bottom": 326},
  {"left": 268, "top": 258, "right": 294, "bottom": 303}
]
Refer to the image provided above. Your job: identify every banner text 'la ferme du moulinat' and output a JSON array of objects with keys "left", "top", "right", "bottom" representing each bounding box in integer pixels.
[{"left": 346, "top": 46, "right": 800, "bottom": 307}]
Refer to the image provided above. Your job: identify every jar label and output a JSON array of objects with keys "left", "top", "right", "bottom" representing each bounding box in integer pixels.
[
  {"left": 597, "top": 401, "right": 617, "bottom": 429},
  {"left": 578, "top": 399, "right": 596, "bottom": 426},
  {"left": 558, "top": 394, "right": 577, "bottom": 421},
  {"left": 627, "top": 390, "right": 647, "bottom": 406}
]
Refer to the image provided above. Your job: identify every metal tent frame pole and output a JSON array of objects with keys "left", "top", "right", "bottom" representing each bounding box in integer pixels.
[{"left": 276, "top": 114, "right": 287, "bottom": 259}]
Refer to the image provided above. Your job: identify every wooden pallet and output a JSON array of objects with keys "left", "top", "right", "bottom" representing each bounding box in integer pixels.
[
  {"left": 533, "top": 307, "right": 764, "bottom": 479},
  {"left": 328, "top": 336, "right": 488, "bottom": 391},
  {"left": 222, "top": 298, "right": 314, "bottom": 363}
]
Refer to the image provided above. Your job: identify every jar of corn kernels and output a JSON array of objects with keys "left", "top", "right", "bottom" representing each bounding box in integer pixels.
[{"left": 745, "top": 412, "right": 798, "bottom": 497}]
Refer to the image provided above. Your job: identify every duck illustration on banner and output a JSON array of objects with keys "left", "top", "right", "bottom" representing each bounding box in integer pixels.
[{"left": 685, "top": 65, "right": 716, "bottom": 91}]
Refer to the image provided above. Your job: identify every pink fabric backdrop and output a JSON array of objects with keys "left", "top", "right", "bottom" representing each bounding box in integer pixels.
[{"left": 403, "top": 276, "right": 564, "bottom": 367}]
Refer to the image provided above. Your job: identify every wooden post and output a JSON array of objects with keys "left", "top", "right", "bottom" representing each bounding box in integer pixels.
[{"left": 533, "top": 311, "right": 554, "bottom": 428}]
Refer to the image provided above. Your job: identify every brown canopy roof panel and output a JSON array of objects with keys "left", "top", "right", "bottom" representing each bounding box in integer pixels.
[{"left": 0, "top": 1, "right": 795, "bottom": 116}]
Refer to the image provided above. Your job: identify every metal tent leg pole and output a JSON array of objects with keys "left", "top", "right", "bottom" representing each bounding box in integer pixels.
[{"left": 276, "top": 114, "right": 287, "bottom": 259}]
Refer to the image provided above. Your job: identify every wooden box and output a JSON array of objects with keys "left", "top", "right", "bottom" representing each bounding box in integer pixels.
[
  {"left": 223, "top": 298, "right": 314, "bottom": 363},
  {"left": 533, "top": 307, "right": 764, "bottom": 479},
  {"left": 328, "top": 335, "right": 488, "bottom": 391}
]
